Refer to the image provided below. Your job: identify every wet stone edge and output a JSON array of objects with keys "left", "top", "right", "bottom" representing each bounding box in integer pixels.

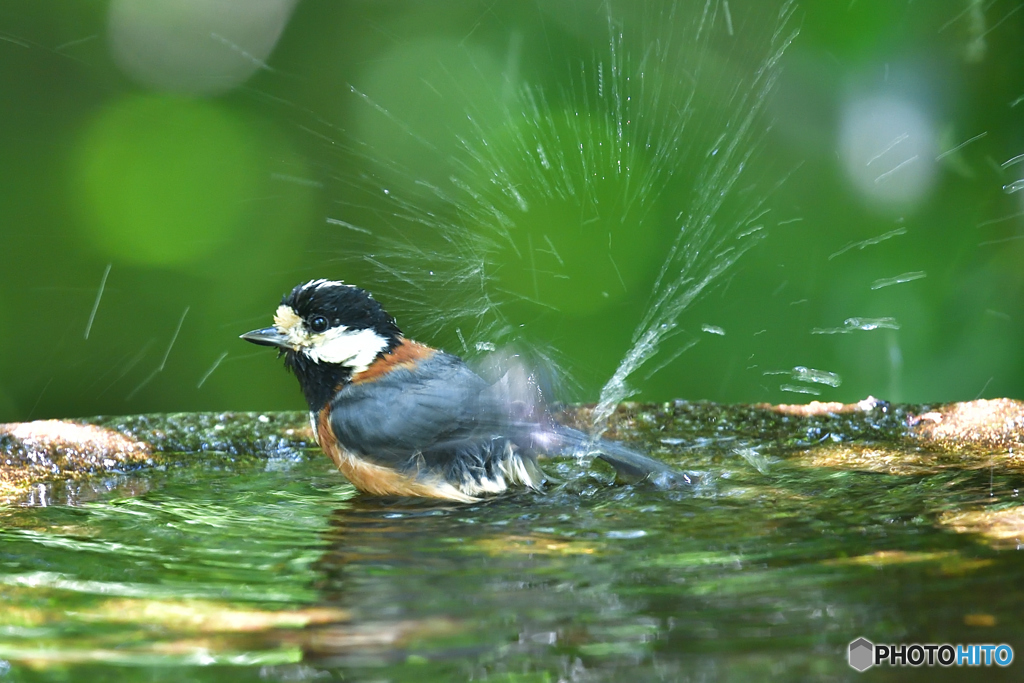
[{"left": 1, "top": 398, "right": 1022, "bottom": 501}]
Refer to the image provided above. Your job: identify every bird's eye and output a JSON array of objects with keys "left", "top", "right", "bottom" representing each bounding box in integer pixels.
[{"left": 309, "top": 315, "right": 329, "bottom": 333}]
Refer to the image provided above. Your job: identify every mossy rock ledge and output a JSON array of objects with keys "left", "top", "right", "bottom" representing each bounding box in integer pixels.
[{"left": 2, "top": 398, "right": 1023, "bottom": 502}]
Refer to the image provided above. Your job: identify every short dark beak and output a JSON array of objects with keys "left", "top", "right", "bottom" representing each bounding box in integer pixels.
[{"left": 240, "top": 326, "right": 293, "bottom": 349}]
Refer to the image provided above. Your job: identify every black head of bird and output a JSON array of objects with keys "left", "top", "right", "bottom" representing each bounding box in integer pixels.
[{"left": 241, "top": 279, "right": 403, "bottom": 413}]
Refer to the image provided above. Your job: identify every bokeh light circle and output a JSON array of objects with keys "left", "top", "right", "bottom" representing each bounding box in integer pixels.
[
  {"left": 108, "top": 0, "right": 297, "bottom": 95},
  {"left": 74, "top": 93, "right": 262, "bottom": 267},
  {"left": 351, "top": 37, "right": 507, "bottom": 192},
  {"left": 838, "top": 95, "right": 936, "bottom": 207}
]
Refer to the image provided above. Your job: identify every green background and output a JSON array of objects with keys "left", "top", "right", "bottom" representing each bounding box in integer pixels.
[{"left": 1, "top": 0, "right": 1022, "bottom": 422}]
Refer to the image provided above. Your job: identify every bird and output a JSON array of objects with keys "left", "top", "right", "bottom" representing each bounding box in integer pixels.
[{"left": 241, "top": 279, "right": 688, "bottom": 502}]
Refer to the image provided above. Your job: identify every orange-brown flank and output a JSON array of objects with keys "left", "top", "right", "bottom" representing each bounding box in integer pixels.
[{"left": 351, "top": 337, "right": 435, "bottom": 384}]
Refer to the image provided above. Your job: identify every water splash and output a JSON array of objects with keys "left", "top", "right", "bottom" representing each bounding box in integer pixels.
[
  {"left": 84, "top": 263, "right": 112, "bottom": 340},
  {"left": 592, "top": 0, "right": 799, "bottom": 431},
  {"left": 828, "top": 226, "right": 907, "bottom": 261},
  {"left": 791, "top": 366, "right": 842, "bottom": 388},
  {"left": 780, "top": 384, "right": 821, "bottom": 396},
  {"left": 315, "top": 1, "right": 798, "bottom": 428},
  {"left": 1002, "top": 179, "right": 1024, "bottom": 194},
  {"left": 1002, "top": 152, "right": 1024, "bottom": 168},
  {"left": 766, "top": 366, "right": 841, "bottom": 394},
  {"left": 870, "top": 271, "right": 926, "bottom": 290},
  {"left": 126, "top": 307, "right": 189, "bottom": 400},
  {"left": 811, "top": 317, "right": 900, "bottom": 335}
]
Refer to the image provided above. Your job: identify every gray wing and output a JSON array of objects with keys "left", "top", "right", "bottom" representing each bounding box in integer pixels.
[{"left": 328, "top": 353, "right": 511, "bottom": 467}]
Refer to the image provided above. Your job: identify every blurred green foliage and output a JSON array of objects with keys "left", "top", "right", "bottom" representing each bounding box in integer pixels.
[{"left": 0, "top": 0, "right": 1022, "bottom": 423}]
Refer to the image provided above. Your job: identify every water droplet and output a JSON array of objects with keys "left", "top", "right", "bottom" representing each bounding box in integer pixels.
[{"left": 606, "top": 530, "right": 647, "bottom": 539}]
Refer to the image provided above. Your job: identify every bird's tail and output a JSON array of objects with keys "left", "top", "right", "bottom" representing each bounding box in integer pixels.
[
  {"left": 482, "top": 356, "right": 689, "bottom": 487},
  {"left": 546, "top": 425, "right": 691, "bottom": 487}
]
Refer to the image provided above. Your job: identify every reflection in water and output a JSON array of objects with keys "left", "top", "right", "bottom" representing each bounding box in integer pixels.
[{"left": 303, "top": 494, "right": 669, "bottom": 674}]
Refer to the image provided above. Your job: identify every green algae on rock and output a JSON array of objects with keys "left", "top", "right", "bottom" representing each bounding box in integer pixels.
[
  {"left": 88, "top": 411, "right": 313, "bottom": 455},
  {"left": 2, "top": 399, "right": 1023, "bottom": 503},
  {"left": 0, "top": 420, "right": 153, "bottom": 500},
  {"left": 0, "top": 412, "right": 312, "bottom": 502}
]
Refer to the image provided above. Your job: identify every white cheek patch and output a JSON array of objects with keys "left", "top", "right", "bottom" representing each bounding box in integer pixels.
[
  {"left": 273, "top": 304, "right": 388, "bottom": 371},
  {"left": 306, "top": 326, "right": 389, "bottom": 373}
]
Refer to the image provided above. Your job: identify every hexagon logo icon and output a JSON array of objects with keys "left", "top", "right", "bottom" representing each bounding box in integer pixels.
[{"left": 849, "top": 637, "right": 874, "bottom": 672}]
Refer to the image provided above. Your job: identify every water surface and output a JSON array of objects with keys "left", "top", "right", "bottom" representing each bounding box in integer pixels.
[{"left": 1, "top": 437, "right": 1021, "bottom": 681}]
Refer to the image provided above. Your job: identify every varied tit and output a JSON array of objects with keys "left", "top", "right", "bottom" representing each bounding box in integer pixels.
[{"left": 242, "top": 279, "right": 688, "bottom": 502}]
